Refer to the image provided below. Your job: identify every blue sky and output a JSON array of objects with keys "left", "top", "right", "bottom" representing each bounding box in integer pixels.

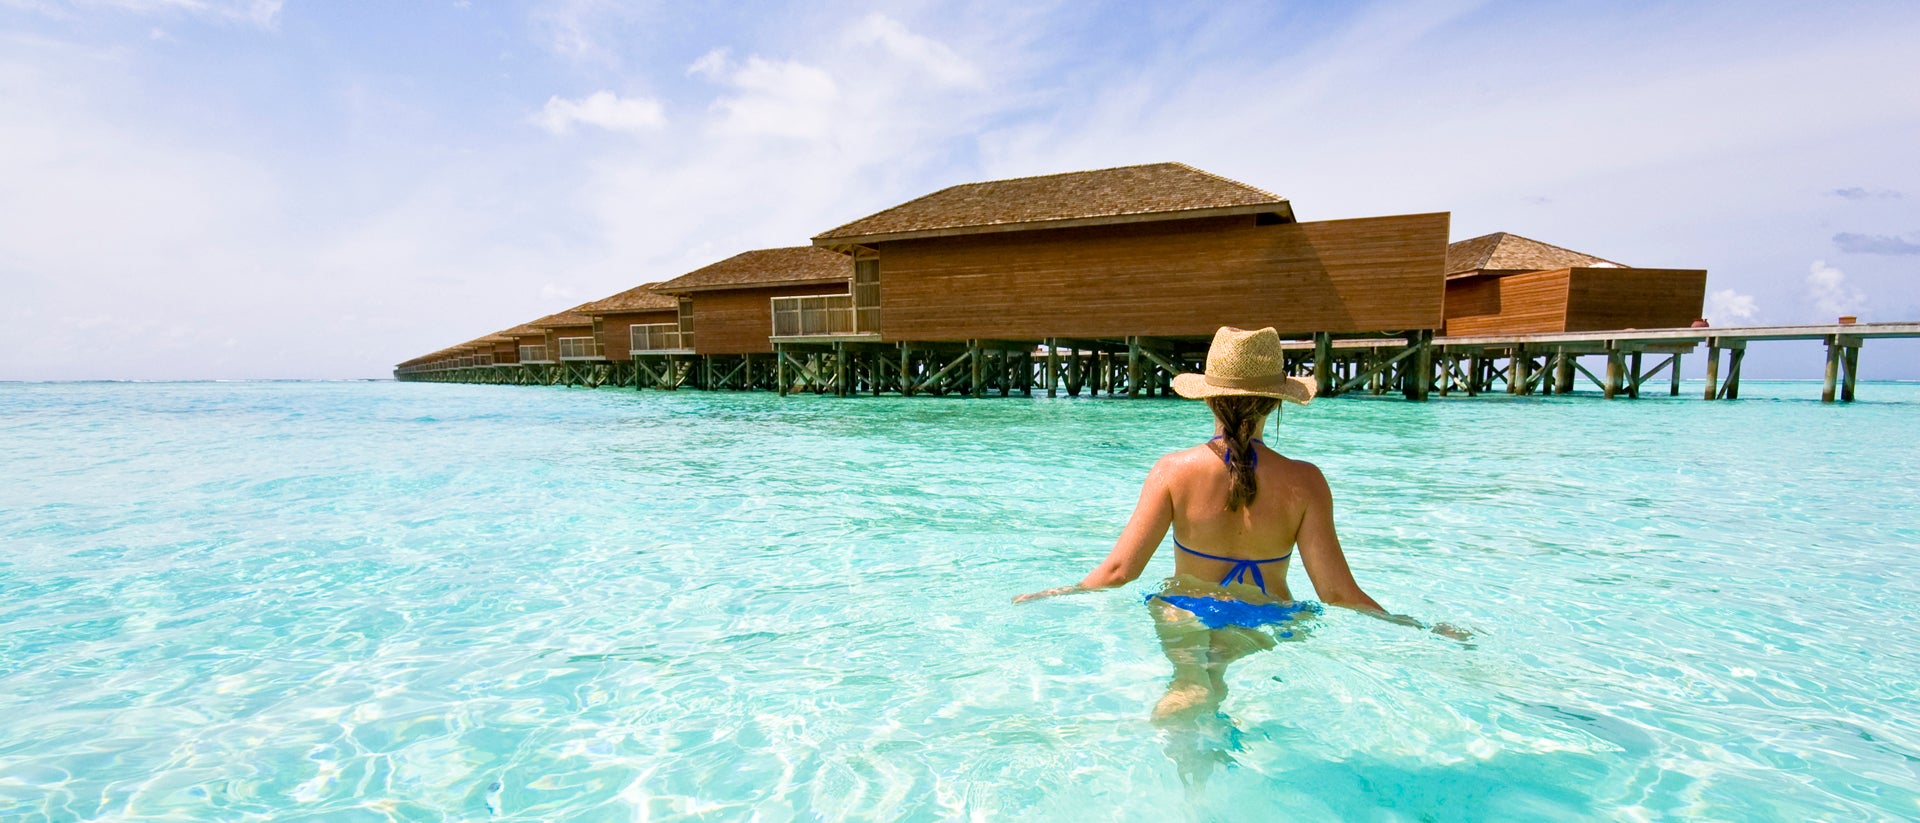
[{"left": 3, "top": 0, "right": 1917, "bottom": 380}]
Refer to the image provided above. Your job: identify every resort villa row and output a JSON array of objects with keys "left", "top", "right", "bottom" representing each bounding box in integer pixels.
[{"left": 396, "top": 162, "right": 1710, "bottom": 399}]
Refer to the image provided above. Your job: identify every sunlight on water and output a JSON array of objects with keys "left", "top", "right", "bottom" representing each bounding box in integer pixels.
[{"left": 2, "top": 381, "right": 1918, "bottom": 820}]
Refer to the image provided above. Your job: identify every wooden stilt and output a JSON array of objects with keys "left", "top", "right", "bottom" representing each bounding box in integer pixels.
[
  {"left": 1842, "top": 341, "right": 1860, "bottom": 402},
  {"left": 1555, "top": 351, "right": 1575, "bottom": 394},
  {"left": 1126, "top": 338, "right": 1141, "bottom": 399},
  {"left": 1045, "top": 341, "right": 1058, "bottom": 398},
  {"left": 1822, "top": 335, "right": 1841, "bottom": 403},
  {"left": 1724, "top": 345, "right": 1745, "bottom": 400},
  {"left": 1604, "top": 347, "right": 1623, "bottom": 399},
  {"left": 1628, "top": 351, "right": 1643, "bottom": 400},
  {"left": 1669, "top": 354, "right": 1682, "bottom": 397},
  {"left": 1704, "top": 344, "right": 1721, "bottom": 400},
  {"left": 1411, "top": 331, "right": 1433, "bottom": 401},
  {"left": 834, "top": 343, "right": 848, "bottom": 398},
  {"left": 1314, "top": 333, "right": 1332, "bottom": 398},
  {"left": 776, "top": 347, "right": 788, "bottom": 396},
  {"left": 1512, "top": 346, "right": 1530, "bottom": 395},
  {"left": 969, "top": 341, "right": 983, "bottom": 398}
]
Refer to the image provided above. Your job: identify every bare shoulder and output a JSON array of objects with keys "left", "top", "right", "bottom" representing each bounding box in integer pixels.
[
  {"left": 1270, "top": 454, "right": 1332, "bottom": 497},
  {"left": 1144, "top": 445, "right": 1219, "bottom": 484}
]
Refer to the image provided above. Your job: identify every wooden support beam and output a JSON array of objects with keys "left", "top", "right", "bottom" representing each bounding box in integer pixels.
[
  {"left": 1314, "top": 333, "right": 1332, "bottom": 398},
  {"left": 1126, "top": 338, "right": 1142, "bottom": 399},
  {"left": 1723, "top": 347, "right": 1745, "bottom": 400},
  {"left": 1842, "top": 343, "right": 1860, "bottom": 402},
  {"left": 969, "top": 341, "right": 984, "bottom": 398},
  {"left": 1045, "top": 341, "right": 1059, "bottom": 398},
  {"left": 1712, "top": 345, "right": 1728, "bottom": 399},
  {"left": 1555, "top": 351, "right": 1575, "bottom": 394},
  {"left": 1604, "top": 347, "right": 1623, "bottom": 399},
  {"left": 1410, "top": 331, "right": 1433, "bottom": 401},
  {"left": 1822, "top": 335, "right": 1841, "bottom": 403},
  {"left": 1512, "top": 345, "right": 1531, "bottom": 395},
  {"left": 1669, "top": 354, "right": 1682, "bottom": 397},
  {"left": 1628, "top": 351, "right": 1643, "bottom": 399}
]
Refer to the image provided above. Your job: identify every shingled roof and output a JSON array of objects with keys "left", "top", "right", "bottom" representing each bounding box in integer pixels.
[
  {"left": 578, "top": 282, "right": 678, "bottom": 315},
  {"left": 1447, "top": 232, "right": 1625, "bottom": 278},
  {"left": 528, "top": 301, "right": 597, "bottom": 330},
  {"left": 652, "top": 247, "right": 852, "bottom": 293},
  {"left": 812, "top": 162, "right": 1293, "bottom": 245}
]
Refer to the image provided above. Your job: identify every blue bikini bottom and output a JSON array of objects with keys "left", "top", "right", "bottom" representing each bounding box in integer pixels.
[{"left": 1148, "top": 593, "right": 1322, "bottom": 630}]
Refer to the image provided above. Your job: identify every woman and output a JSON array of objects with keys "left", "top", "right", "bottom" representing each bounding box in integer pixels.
[{"left": 1015, "top": 326, "right": 1408, "bottom": 720}]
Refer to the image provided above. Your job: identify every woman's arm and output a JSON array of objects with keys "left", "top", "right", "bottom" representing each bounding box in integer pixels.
[
  {"left": 1013, "top": 456, "right": 1176, "bottom": 603},
  {"left": 1296, "top": 463, "right": 1473, "bottom": 640},
  {"left": 1294, "top": 462, "right": 1385, "bottom": 614}
]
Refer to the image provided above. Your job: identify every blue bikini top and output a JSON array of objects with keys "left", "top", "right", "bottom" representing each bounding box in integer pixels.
[{"left": 1180, "top": 435, "right": 1291, "bottom": 593}]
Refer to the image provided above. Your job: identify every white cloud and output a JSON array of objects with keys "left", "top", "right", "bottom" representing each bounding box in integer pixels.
[
  {"left": 848, "top": 14, "right": 983, "bottom": 89},
  {"left": 533, "top": 91, "right": 666, "bottom": 136},
  {"left": 692, "top": 53, "right": 838, "bottom": 139},
  {"left": 1704, "top": 288, "right": 1758, "bottom": 324},
  {"left": 687, "top": 47, "right": 730, "bottom": 79},
  {"left": 1806, "top": 260, "right": 1865, "bottom": 317}
]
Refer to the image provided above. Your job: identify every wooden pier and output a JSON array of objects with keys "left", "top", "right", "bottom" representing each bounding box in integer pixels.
[{"left": 395, "top": 321, "right": 1918, "bottom": 403}]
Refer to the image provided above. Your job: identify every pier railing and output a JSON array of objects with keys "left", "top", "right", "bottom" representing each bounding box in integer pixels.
[
  {"left": 558, "top": 337, "right": 602, "bottom": 360},
  {"left": 519, "top": 344, "right": 550, "bottom": 363},
  {"left": 630, "top": 323, "right": 691, "bottom": 353},
  {"left": 772, "top": 294, "right": 857, "bottom": 337}
]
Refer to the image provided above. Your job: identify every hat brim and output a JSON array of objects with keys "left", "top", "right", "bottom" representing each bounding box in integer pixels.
[{"left": 1170, "top": 372, "right": 1316, "bottom": 404}]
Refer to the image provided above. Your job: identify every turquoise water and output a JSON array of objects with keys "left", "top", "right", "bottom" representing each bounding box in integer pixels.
[{"left": 3, "top": 381, "right": 1919, "bottom": 821}]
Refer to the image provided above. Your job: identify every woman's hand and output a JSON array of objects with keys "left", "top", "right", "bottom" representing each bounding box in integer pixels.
[{"left": 1012, "top": 585, "right": 1087, "bottom": 604}]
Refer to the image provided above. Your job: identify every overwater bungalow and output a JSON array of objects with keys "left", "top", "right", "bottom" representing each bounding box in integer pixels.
[
  {"left": 1431, "top": 232, "right": 1709, "bottom": 399},
  {"left": 1440, "top": 232, "right": 1706, "bottom": 336},
  {"left": 525, "top": 303, "right": 604, "bottom": 386},
  {"left": 800, "top": 162, "right": 1450, "bottom": 396},
  {"left": 571, "top": 282, "right": 686, "bottom": 389},
  {"left": 650, "top": 247, "right": 854, "bottom": 390}
]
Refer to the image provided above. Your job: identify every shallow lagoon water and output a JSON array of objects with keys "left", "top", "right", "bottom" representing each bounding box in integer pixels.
[{"left": 2, "top": 381, "right": 1918, "bottom": 820}]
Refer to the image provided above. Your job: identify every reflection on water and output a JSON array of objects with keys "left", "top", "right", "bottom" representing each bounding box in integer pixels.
[{"left": 1, "top": 381, "right": 1918, "bottom": 819}]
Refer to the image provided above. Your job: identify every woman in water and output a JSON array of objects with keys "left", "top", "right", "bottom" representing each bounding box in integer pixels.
[{"left": 1016, "top": 326, "right": 1419, "bottom": 720}]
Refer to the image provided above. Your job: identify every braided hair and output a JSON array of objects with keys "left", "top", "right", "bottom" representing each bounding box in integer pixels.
[{"left": 1205, "top": 395, "right": 1280, "bottom": 510}]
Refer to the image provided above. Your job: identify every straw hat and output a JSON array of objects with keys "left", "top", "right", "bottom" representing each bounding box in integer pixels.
[{"left": 1170, "top": 326, "right": 1316, "bottom": 404}]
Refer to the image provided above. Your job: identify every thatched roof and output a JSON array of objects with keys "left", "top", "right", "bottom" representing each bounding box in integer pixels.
[
  {"left": 652, "top": 247, "right": 852, "bottom": 293},
  {"left": 812, "top": 162, "right": 1292, "bottom": 245},
  {"left": 1447, "top": 232, "right": 1625, "bottom": 277},
  {"left": 579, "top": 282, "right": 678, "bottom": 314}
]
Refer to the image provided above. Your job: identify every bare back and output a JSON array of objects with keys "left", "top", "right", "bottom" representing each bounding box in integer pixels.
[
  {"left": 1059, "top": 434, "right": 1377, "bottom": 611},
  {"left": 1161, "top": 442, "right": 1316, "bottom": 600}
]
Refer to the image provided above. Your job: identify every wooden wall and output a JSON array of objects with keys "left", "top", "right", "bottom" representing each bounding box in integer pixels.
[
  {"left": 512, "top": 333, "right": 550, "bottom": 361},
  {"left": 1442, "top": 267, "right": 1708, "bottom": 336},
  {"left": 596, "top": 309, "right": 679, "bottom": 358},
  {"left": 871, "top": 212, "right": 1449, "bottom": 341},
  {"left": 1442, "top": 271, "right": 1571, "bottom": 336},
  {"left": 691, "top": 282, "right": 848, "bottom": 355},
  {"left": 543, "top": 325, "right": 594, "bottom": 359},
  {"left": 490, "top": 340, "right": 519, "bottom": 364},
  {"left": 1566, "top": 268, "right": 1707, "bottom": 332}
]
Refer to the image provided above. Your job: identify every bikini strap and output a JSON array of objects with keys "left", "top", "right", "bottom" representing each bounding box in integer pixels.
[
  {"left": 1205, "top": 435, "right": 1263, "bottom": 469},
  {"left": 1173, "top": 537, "right": 1292, "bottom": 594}
]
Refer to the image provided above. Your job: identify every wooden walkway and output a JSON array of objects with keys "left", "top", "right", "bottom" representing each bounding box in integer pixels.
[
  {"left": 397, "top": 322, "right": 1920, "bottom": 404},
  {"left": 1297, "top": 322, "right": 1920, "bottom": 402}
]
